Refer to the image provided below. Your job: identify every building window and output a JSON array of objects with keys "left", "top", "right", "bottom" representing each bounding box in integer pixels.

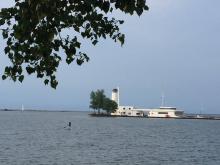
[
  {"left": 158, "top": 112, "right": 168, "bottom": 114},
  {"left": 175, "top": 112, "right": 183, "bottom": 115}
]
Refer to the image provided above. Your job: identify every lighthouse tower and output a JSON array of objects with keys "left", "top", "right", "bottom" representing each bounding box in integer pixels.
[{"left": 111, "top": 88, "right": 120, "bottom": 107}]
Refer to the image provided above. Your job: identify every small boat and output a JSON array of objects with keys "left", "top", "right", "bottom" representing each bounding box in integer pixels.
[
  {"left": 21, "top": 104, "right": 24, "bottom": 112},
  {"left": 195, "top": 115, "right": 205, "bottom": 119}
]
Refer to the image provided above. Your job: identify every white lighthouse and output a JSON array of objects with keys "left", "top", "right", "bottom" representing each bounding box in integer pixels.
[{"left": 111, "top": 88, "right": 119, "bottom": 107}]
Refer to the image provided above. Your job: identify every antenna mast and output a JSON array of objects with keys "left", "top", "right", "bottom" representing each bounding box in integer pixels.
[
  {"left": 161, "top": 92, "right": 165, "bottom": 107},
  {"left": 117, "top": 87, "right": 120, "bottom": 107}
]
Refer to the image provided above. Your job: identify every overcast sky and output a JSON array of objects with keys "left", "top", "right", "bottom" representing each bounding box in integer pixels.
[{"left": 0, "top": 1, "right": 220, "bottom": 113}]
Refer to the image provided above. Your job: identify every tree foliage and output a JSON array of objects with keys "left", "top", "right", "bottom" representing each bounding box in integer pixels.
[
  {"left": 90, "top": 89, "right": 105, "bottom": 113},
  {"left": 103, "top": 97, "right": 117, "bottom": 114},
  {"left": 90, "top": 89, "right": 117, "bottom": 114},
  {"left": 0, "top": 0, "right": 148, "bottom": 88}
]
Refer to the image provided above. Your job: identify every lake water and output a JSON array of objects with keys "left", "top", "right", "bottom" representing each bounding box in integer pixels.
[{"left": 0, "top": 111, "right": 220, "bottom": 165}]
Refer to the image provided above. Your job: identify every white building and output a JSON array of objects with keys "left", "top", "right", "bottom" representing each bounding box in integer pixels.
[
  {"left": 148, "top": 107, "right": 184, "bottom": 118},
  {"left": 110, "top": 88, "right": 184, "bottom": 118},
  {"left": 110, "top": 88, "right": 145, "bottom": 117}
]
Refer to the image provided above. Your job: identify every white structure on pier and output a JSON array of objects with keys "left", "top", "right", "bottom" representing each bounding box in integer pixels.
[
  {"left": 148, "top": 107, "right": 184, "bottom": 118},
  {"left": 110, "top": 88, "right": 184, "bottom": 118},
  {"left": 110, "top": 88, "right": 145, "bottom": 117}
]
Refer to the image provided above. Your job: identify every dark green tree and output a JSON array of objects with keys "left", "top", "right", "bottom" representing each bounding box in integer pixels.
[
  {"left": 103, "top": 97, "right": 118, "bottom": 114},
  {"left": 89, "top": 91, "right": 98, "bottom": 113},
  {"left": 90, "top": 89, "right": 105, "bottom": 114},
  {"left": 0, "top": 0, "right": 148, "bottom": 88}
]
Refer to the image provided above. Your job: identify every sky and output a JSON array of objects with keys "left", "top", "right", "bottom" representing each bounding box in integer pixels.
[{"left": 0, "top": 0, "right": 220, "bottom": 113}]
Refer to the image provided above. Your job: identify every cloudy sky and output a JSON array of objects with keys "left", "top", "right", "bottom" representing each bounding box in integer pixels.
[{"left": 0, "top": 0, "right": 220, "bottom": 113}]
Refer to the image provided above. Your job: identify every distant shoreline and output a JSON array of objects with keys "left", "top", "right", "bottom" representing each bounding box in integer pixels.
[
  {"left": 89, "top": 113, "right": 220, "bottom": 120},
  {"left": 1, "top": 110, "right": 220, "bottom": 119},
  {"left": 89, "top": 113, "right": 115, "bottom": 117},
  {"left": 0, "top": 109, "right": 89, "bottom": 112}
]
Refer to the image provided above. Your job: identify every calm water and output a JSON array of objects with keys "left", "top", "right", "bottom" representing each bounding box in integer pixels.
[{"left": 0, "top": 111, "right": 220, "bottom": 165}]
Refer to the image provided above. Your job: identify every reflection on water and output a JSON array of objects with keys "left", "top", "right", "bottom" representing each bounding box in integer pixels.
[{"left": 0, "top": 111, "right": 220, "bottom": 165}]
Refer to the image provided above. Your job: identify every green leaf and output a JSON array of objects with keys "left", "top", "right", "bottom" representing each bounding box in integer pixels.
[
  {"left": 92, "top": 40, "right": 98, "bottom": 45},
  {"left": 18, "top": 75, "right": 24, "bottom": 82},
  {"left": 2, "top": 30, "right": 8, "bottom": 39},
  {"left": 66, "top": 57, "right": 74, "bottom": 64},
  {"left": 4, "top": 46, "right": 10, "bottom": 54},
  {"left": 0, "top": 19, "right": 5, "bottom": 26},
  {"left": 102, "top": 1, "right": 110, "bottom": 13},
  {"left": 2, "top": 75, "right": 7, "bottom": 80},
  {"left": 136, "top": 8, "right": 143, "bottom": 16},
  {"left": 144, "top": 6, "right": 149, "bottom": 10},
  {"left": 118, "top": 34, "right": 125, "bottom": 45},
  {"left": 26, "top": 67, "right": 35, "bottom": 74},
  {"left": 44, "top": 79, "right": 49, "bottom": 85},
  {"left": 119, "top": 20, "right": 124, "bottom": 24},
  {"left": 50, "top": 80, "right": 58, "bottom": 89},
  {"left": 76, "top": 59, "right": 83, "bottom": 65}
]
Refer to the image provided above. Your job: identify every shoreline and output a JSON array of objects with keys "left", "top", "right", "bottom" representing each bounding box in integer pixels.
[
  {"left": 89, "top": 113, "right": 220, "bottom": 120},
  {"left": 1, "top": 110, "right": 220, "bottom": 120}
]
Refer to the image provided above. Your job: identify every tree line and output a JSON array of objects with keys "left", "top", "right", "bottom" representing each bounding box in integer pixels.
[{"left": 90, "top": 89, "right": 118, "bottom": 115}]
